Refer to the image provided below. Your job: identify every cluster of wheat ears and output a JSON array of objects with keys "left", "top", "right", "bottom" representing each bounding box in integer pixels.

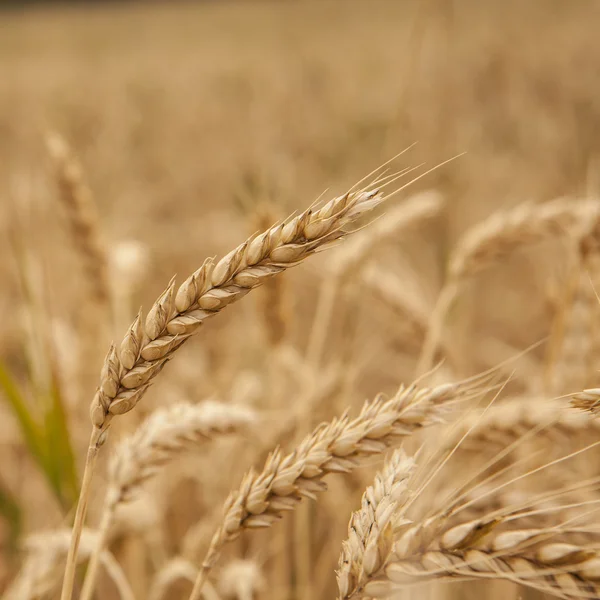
[{"left": 5, "top": 134, "right": 600, "bottom": 600}]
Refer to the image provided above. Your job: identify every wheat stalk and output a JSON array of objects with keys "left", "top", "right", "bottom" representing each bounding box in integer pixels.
[
  {"left": 188, "top": 375, "right": 488, "bottom": 600},
  {"left": 61, "top": 182, "right": 388, "bottom": 600},
  {"left": 418, "top": 198, "right": 600, "bottom": 375},
  {"left": 336, "top": 449, "right": 415, "bottom": 599},
  {"left": 79, "top": 400, "right": 256, "bottom": 600}
]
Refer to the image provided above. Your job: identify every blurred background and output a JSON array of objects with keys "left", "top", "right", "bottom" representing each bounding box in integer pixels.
[{"left": 1, "top": 0, "right": 600, "bottom": 597}]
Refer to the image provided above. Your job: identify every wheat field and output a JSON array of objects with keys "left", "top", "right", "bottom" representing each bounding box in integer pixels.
[{"left": 2, "top": 1, "right": 600, "bottom": 599}]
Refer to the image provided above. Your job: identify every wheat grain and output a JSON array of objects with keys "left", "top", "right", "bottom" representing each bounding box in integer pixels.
[{"left": 571, "top": 388, "right": 600, "bottom": 415}]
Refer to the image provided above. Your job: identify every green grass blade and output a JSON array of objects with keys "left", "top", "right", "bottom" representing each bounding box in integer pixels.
[
  {"left": 0, "top": 476, "right": 22, "bottom": 556},
  {"left": 0, "top": 361, "right": 47, "bottom": 467},
  {"left": 44, "top": 362, "right": 80, "bottom": 508},
  {"left": 0, "top": 361, "right": 66, "bottom": 508}
]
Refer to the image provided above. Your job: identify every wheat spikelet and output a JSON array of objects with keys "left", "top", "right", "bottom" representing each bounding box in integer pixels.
[
  {"left": 336, "top": 449, "right": 415, "bottom": 600},
  {"left": 46, "top": 131, "right": 110, "bottom": 312},
  {"left": 354, "top": 436, "right": 600, "bottom": 599},
  {"left": 188, "top": 376, "right": 488, "bottom": 600},
  {"left": 90, "top": 187, "right": 385, "bottom": 432}
]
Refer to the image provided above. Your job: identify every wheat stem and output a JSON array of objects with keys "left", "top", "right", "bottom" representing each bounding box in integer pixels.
[
  {"left": 79, "top": 503, "right": 115, "bottom": 600},
  {"left": 60, "top": 427, "right": 102, "bottom": 600}
]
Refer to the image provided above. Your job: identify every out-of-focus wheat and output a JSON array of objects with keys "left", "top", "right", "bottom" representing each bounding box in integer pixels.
[
  {"left": 418, "top": 198, "right": 600, "bottom": 374},
  {"left": 79, "top": 401, "right": 256, "bottom": 600}
]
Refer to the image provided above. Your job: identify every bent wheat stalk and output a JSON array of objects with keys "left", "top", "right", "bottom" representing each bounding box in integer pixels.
[
  {"left": 61, "top": 182, "right": 389, "bottom": 600},
  {"left": 79, "top": 401, "right": 256, "bottom": 600},
  {"left": 188, "top": 375, "right": 489, "bottom": 600}
]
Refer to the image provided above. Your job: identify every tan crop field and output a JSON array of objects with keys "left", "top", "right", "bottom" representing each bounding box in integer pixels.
[{"left": 2, "top": 1, "right": 600, "bottom": 599}]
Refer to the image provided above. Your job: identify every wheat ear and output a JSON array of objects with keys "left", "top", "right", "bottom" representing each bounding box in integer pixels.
[
  {"left": 336, "top": 449, "right": 415, "bottom": 599},
  {"left": 368, "top": 517, "right": 600, "bottom": 599},
  {"left": 61, "top": 184, "right": 387, "bottom": 600},
  {"left": 79, "top": 401, "right": 255, "bottom": 600},
  {"left": 443, "top": 397, "right": 600, "bottom": 452},
  {"left": 572, "top": 388, "right": 600, "bottom": 414},
  {"left": 188, "top": 375, "right": 488, "bottom": 600},
  {"left": 46, "top": 132, "right": 110, "bottom": 315},
  {"left": 418, "top": 198, "right": 600, "bottom": 374}
]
